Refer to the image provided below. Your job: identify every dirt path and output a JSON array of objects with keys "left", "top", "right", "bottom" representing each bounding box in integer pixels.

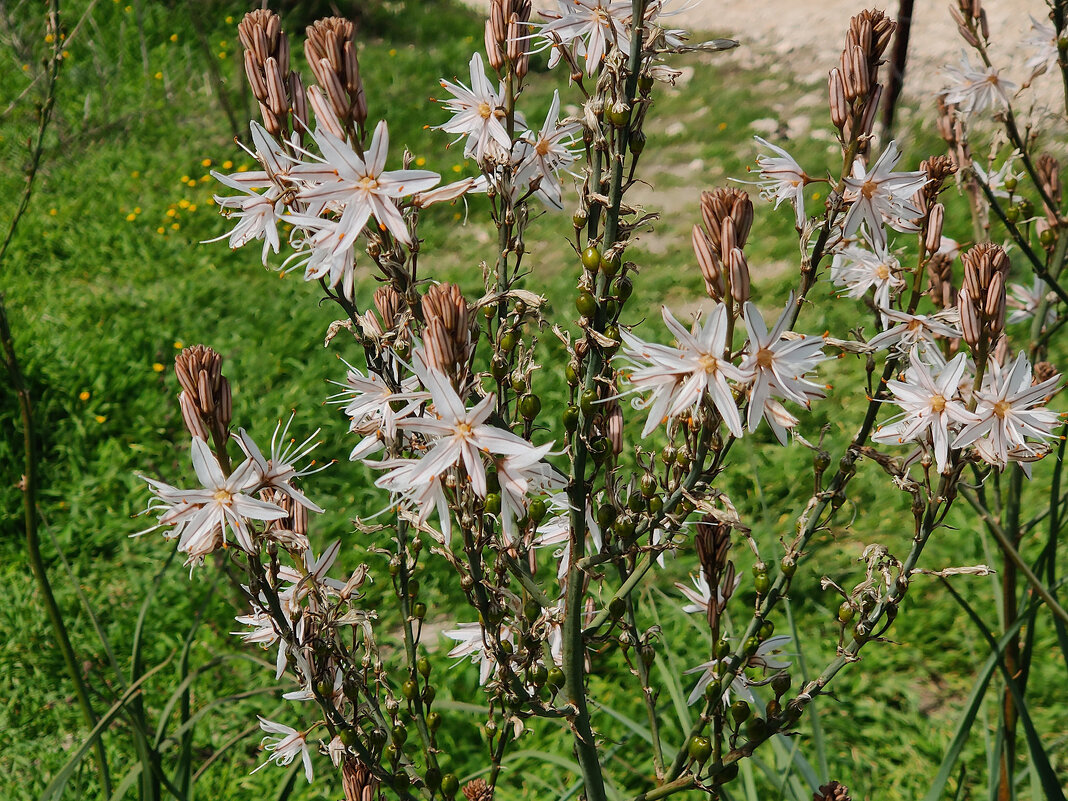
[{"left": 462, "top": 1, "right": 1057, "bottom": 105}]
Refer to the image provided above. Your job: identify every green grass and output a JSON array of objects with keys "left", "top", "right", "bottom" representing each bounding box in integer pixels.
[{"left": 1, "top": 1, "right": 1066, "bottom": 800}]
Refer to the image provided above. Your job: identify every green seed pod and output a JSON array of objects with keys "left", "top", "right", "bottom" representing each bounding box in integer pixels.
[
  {"left": 563, "top": 404, "right": 580, "bottom": 431},
  {"left": 499, "top": 330, "right": 518, "bottom": 354},
  {"left": 1004, "top": 175, "right": 1018, "bottom": 193},
  {"left": 407, "top": 579, "right": 420, "bottom": 598},
  {"left": 612, "top": 513, "right": 636, "bottom": 539},
  {"left": 780, "top": 557, "right": 796, "bottom": 578},
  {"left": 316, "top": 680, "right": 332, "bottom": 697},
  {"left": 675, "top": 446, "right": 691, "bottom": 470},
  {"left": 838, "top": 602, "right": 855, "bottom": 623},
  {"left": 628, "top": 491, "right": 645, "bottom": 513},
  {"left": 565, "top": 361, "right": 579, "bottom": 386},
  {"left": 524, "top": 597, "right": 541, "bottom": 622},
  {"left": 369, "top": 727, "right": 388, "bottom": 749},
  {"left": 481, "top": 304, "right": 495, "bottom": 320},
  {"left": 580, "top": 388, "right": 599, "bottom": 415},
  {"left": 604, "top": 298, "right": 619, "bottom": 318},
  {"left": 383, "top": 743, "right": 398, "bottom": 763},
  {"left": 607, "top": 106, "right": 630, "bottom": 127},
  {"left": 613, "top": 275, "right": 633, "bottom": 302},
  {"left": 660, "top": 445, "right": 676, "bottom": 464},
  {"left": 730, "top": 700, "right": 751, "bottom": 725},
  {"left": 519, "top": 394, "right": 542, "bottom": 420},
  {"left": 490, "top": 357, "right": 508, "bottom": 381},
  {"left": 573, "top": 211, "right": 588, "bottom": 229},
  {"left": 608, "top": 597, "right": 626, "bottom": 619},
  {"left": 485, "top": 493, "right": 502, "bottom": 514},
  {"left": 582, "top": 246, "right": 601, "bottom": 271},
  {"left": 413, "top": 601, "right": 427, "bottom": 620},
  {"left": 1040, "top": 228, "right": 1057, "bottom": 248},
  {"left": 771, "top": 672, "right": 791, "bottom": 697},
  {"left": 715, "top": 763, "right": 739, "bottom": 785},
  {"left": 638, "top": 74, "right": 654, "bottom": 92},
  {"left": 754, "top": 572, "right": 771, "bottom": 596},
  {"left": 339, "top": 728, "right": 359, "bottom": 748},
  {"left": 426, "top": 711, "right": 442, "bottom": 731},
  {"left": 745, "top": 716, "right": 767, "bottom": 741},
  {"left": 417, "top": 657, "right": 431, "bottom": 678},
  {"left": 529, "top": 663, "right": 548, "bottom": 686},
  {"left": 1019, "top": 198, "right": 1034, "bottom": 218},
  {"left": 576, "top": 289, "right": 597, "bottom": 317},
  {"left": 596, "top": 504, "right": 617, "bottom": 530},
  {"left": 391, "top": 725, "right": 408, "bottom": 745},
  {"left": 765, "top": 699, "right": 781, "bottom": 719},
  {"left": 744, "top": 636, "right": 760, "bottom": 656},
  {"left": 640, "top": 646, "right": 656, "bottom": 667},
  {"left": 640, "top": 474, "right": 657, "bottom": 498},
  {"left": 1006, "top": 205, "right": 1020, "bottom": 223},
  {"left": 424, "top": 767, "right": 442, "bottom": 791},
  {"left": 510, "top": 373, "right": 526, "bottom": 393},
  {"left": 393, "top": 771, "right": 410, "bottom": 794},
  {"left": 528, "top": 497, "right": 548, "bottom": 524},
  {"left": 687, "top": 735, "right": 712, "bottom": 763},
  {"left": 715, "top": 638, "right": 731, "bottom": 659},
  {"left": 441, "top": 773, "right": 460, "bottom": 798},
  {"left": 759, "top": 620, "right": 774, "bottom": 640},
  {"left": 401, "top": 680, "right": 418, "bottom": 701},
  {"left": 547, "top": 666, "right": 565, "bottom": 689},
  {"left": 647, "top": 495, "right": 664, "bottom": 516},
  {"left": 422, "top": 685, "right": 436, "bottom": 704},
  {"left": 629, "top": 132, "right": 646, "bottom": 155},
  {"left": 600, "top": 253, "right": 621, "bottom": 276}
]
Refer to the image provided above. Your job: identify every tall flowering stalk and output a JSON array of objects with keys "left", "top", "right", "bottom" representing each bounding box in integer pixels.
[{"left": 135, "top": 3, "right": 1068, "bottom": 800}]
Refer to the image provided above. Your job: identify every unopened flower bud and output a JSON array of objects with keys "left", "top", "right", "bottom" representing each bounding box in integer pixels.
[
  {"left": 828, "top": 68, "right": 848, "bottom": 129},
  {"left": 728, "top": 247, "right": 751, "bottom": 302},
  {"left": 925, "top": 203, "right": 944, "bottom": 253}
]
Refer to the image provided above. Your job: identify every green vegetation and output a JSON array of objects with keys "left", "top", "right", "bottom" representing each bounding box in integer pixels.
[{"left": 1, "top": 2, "right": 1064, "bottom": 800}]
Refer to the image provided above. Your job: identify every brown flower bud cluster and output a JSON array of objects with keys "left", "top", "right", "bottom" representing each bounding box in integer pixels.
[
  {"left": 238, "top": 10, "right": 307, "bottom": 140},
  {"left": 462, "top": 778, "right": 494, "bottom": 801},
  {"left": 927, "top": 251, "right": 956, "bottom": 310},
  {"left": 486, "top": 0, "right": 532, "bottom": 77},
  {"left": 341, "top": 758, "right": 379, "bottom": 801},
  {"left": 694, "top": 517, "right": 735, "bottom": 630},
  {"left": 828, "top": 10, "right": 895, "bottom": 150},
  {"left": 813, "top": 781, "right": 852, "bottom": 801},
  {"left": 305, "top": 17, "right": 368, "bottom": 134},
  {"left": 174, "top": 345, "right": 232, "bottom": 444},
  {"left": 949, "top": 0, "right": 989, "bottom": 47},
  {"left": 958, "top": 243, "right": 1009, "bottom": 349},
  {"left": 422, "top": 283, "right": 474, "bottom": 383},
  {"left": 935, "top": 96, "right": 972, "bottom": 172},
  {"left": 693, "top": 188, "right": 754, "bottom": 304},
  {"left": 1036, "top": 153, "right": 1061, "bottom": 226}
]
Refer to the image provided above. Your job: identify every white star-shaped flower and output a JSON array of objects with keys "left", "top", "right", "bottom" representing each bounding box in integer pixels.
[
  {"left": 436, "top": 52, "right": 514, "bottom": 162},
  {"left": 253, "top": 717, "right": 313, "bottom": 783},
  {"left": 940, "top": 51, "right": 1016, "bottom": 114},
  {"left": 841, "top": 141, "right": 927, "bottom": 250}
]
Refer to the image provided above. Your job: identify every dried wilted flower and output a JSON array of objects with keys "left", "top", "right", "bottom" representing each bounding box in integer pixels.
[
  {"left": 305, "top": 17, "right": 367, "bottom": 129},
  {"left": 1036, "top": 153, "right": 1061, "bottom": 222},
  {"left": 694, "top": 517, "right": 734, "bottom": 629},
  {"left": 926, "top": 251, "right": 956, "bottom": 310}
]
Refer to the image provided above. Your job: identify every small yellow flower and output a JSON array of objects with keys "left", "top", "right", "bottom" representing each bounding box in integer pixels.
[
  {"left": 186, "top": 178, "right": 197, "bottom": 187},
  {"left": 415, "top": 157, "right": 426, "bottom": 166},
  {"left": 95, "top": 415, "right": 107, "bottom": 424},
  {"left": 173, "top": 341, "right": 184, "bottom": 349},
  {"left": 152, "top": 362, "right": 165, "bottom": 373},
  {"left": 236, "top": 164, "right": 249, "bottom": 172},
  {"left": 199, "top": 174, "right": 211, "bottom": 182},
  {"left": 169, "top": 34, "right": 178, "bottom": 42},
  {"left": 44, "top": 34, "right": 54, "bottom": 43},
  {"left": 126, "top": 212, "right": 137, "bottom": 221},
  {"left": 812, "top": 192, "right": 821, "bottom": 201},
  {"left": 166, "top": 208, "right": 177, "bottom": 217},
  {"left": 452, "top": 164, "right": 462, "bottom": 173},
  {"left": 389, "top": 48, "right": 397, "bottom": 56},
  {"left": 180, "top": 174, "right": 190, "bottom": 183},
  {"left": 157, "top": 226, "right": 165, "bottom": 234},
  {"left": 134, "top": 207, "right": 142, "bottom": 214},
  {"left": 171, "top": 222, "right": 180, "bottom": 230},
  {"left": 78, "top": 391, "right": 90, "bottom": 401},
  {"left": 187, "top": 204, "right": 196, "bottom": 212},
  {"left": 22, "top": 64, "right": 29, "bottom": 72},
  {"left": 131, "top": 170, "right": 140, "bottom": 178},
  {"left": 218, "top": 51, "right": 227, "bottom": 59},
  {"left": 200, "top": 158, "right": 212, "bottom": 167},
  {"left": 48, "top": 208, "right": 57, "bottom": 216},
  {"left": 718, "top": 122, "right": 727, "bottom": 131},
  {"left": 154, "top": 71, "right": 163, "bottom": 80},
  {"left": 222, "top": 160, "right": 233, "bottom": 169},
  {"left": 178, "top": 199, "right": 190, "bottom": 209}
]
